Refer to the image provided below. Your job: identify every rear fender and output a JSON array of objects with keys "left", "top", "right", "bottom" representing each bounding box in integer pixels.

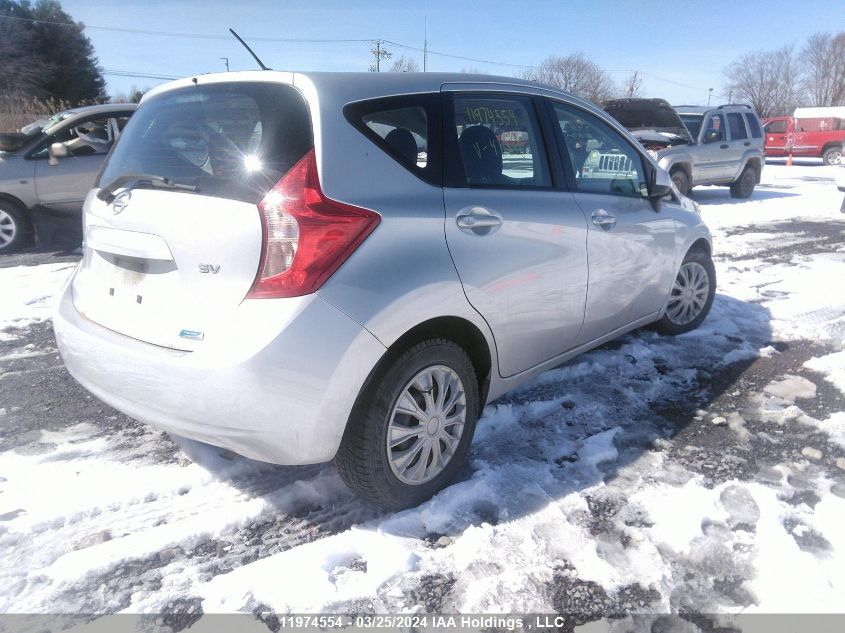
[{"left": 734, "top": 152, "right": 763, "bottom": 182}]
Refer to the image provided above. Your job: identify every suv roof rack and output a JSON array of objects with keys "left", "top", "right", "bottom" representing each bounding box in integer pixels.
[{"left": 717, "top": 104, "right": 751, "bottom": 109}]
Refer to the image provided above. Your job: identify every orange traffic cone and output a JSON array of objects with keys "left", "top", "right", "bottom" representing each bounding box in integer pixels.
[{"left": 786, "top": 153, "right": 793, "bottom": 166}]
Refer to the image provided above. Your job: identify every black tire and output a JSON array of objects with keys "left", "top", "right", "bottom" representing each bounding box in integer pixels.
[
  {"left": 822, "top": 146, "right": 842, "bottom": 166},
  {"left": 670, "top": 168, "right": 690, "bottom": 196},
  {"left": 729, "top": 166, "right": 756, "bottom": 199},
  {"left": 653, "top": 249, "right": 716, "bottom": 336},
  {"left": 336, "top": 339, "right": 479, "bottom": 510},
  {"left": 0, "top": 200, "right": 29, "bottom": 254}
]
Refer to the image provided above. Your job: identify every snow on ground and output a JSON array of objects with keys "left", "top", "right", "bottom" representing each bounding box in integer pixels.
[
  {"left": 1, "top": 162, "right": 844, "bottom": 626},
  {"left": 0, "top": 262, "right": 76, "bottom": 341}
]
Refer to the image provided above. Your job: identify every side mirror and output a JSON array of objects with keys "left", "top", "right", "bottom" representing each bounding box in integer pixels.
[
  {"left": 48, "top": 142, "right": 68, "bottom": 165},
  {"left": 647, "top": 168, "right": 673, "bottom": 211},
  {"left": 703, "top": 129, "right": 721, "bottom": 144}
]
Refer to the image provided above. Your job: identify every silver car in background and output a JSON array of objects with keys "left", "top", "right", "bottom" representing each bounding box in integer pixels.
[
  {"left": 0, "top": 104, "right": 137, "bottom": 252},
  {"left": 53, "top": 72, "right": 714, "bottom": 509}
]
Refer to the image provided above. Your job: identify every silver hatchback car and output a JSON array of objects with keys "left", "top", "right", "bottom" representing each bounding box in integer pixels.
[{"left": 53, "top": 72, "right": 714, "bottom": 509}]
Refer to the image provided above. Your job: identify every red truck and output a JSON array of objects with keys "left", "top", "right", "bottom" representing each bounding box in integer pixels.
[{"left": 763, "top": 107, "right": 845, "bottom": 165}]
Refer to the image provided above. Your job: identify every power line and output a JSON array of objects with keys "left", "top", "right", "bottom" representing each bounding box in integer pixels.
[
  {"left": 102, "top": 69, "right": 181, "bottom": 80},
  {"left": 383, "top": 40, "right": 540, "bottom": 70},
  {"left": 0, "top": 14, "right": 373, "bottom": 42}
]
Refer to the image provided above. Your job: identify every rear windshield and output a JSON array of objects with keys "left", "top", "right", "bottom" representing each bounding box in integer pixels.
[{"left": 99, "top": 82, "right": 312, "bottom": 203}]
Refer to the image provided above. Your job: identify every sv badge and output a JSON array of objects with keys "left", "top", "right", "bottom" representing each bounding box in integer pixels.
[{"left": 199, "top": 264, "right": 221, "bottom": 274}]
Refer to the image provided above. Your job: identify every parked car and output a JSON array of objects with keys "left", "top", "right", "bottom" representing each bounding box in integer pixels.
[
  {"left": 53, "top": 72, "right": 714, "bottom": 509},
  {"left": 763, "top": 108, "right": 845, "bottom": 165},
  {"left": 0, "top": 104, "right": 137, "bottom": 253},
  {"left": 603, "top": 99, "right": 765, "bottom": 198}
]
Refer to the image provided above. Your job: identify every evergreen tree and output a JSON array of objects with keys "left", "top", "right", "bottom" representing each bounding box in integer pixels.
[{"left": 0, "top": 0, "right": 106, "bottom": 103}]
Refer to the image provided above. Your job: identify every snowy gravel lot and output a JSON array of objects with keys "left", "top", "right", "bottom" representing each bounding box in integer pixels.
[{"left": 1, "top": 161, "right": 845, "bottom": 629}]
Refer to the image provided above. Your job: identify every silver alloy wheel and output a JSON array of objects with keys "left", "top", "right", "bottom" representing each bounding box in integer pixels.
[
  {"left": 666, "top": 261, "right": 709, "bottom": 325},
  {"left": 827, "top": 149, "right": 841, "bottom": 165},
  {"left": 387, "top": 364, "right": 467, "bottom": 485},
  {"left": 0, "top": 209, "right": 16, "bottom": 248}
]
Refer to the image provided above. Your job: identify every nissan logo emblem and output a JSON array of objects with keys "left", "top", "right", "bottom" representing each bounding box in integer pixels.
[{"left": 112, "top": 191, "right": 131, "bottom": 214}]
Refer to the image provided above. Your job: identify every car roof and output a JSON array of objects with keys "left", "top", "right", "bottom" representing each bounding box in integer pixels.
[
  {"left": 142, "top": 70, "right": 589, "bottom": 108},
  {"left": 674, "top": 104, "right": 754, "bottom": 115},
  {"left": 58, "top": 103, "right": 138, "bottom": 117},
  {"left": 43, "top": 103, "right": 137, "bottom": 132},
  {"left": 673, "top": 106, "right": 709, "bottom": 115}
]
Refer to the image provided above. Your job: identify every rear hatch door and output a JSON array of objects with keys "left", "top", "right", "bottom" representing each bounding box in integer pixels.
[{"left": 71, "top": 80, "right": 313, "bottom": 350}]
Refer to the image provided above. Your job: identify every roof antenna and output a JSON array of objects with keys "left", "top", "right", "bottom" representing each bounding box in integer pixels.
[{"left": 229, "top": 28, "right": 271, "bottom": 71}]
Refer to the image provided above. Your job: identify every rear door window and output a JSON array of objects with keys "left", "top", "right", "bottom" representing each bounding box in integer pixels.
[
  {"left": 344, "top": 93, "right": 441, "bottom": 185},
  {"left": 445, "top": 94, "right": 552, "bottom": 188},
  {"left": 99, "top": 83, "right": 313, "bottom": 203},
  {"left": 727, "top": 113, "right": 748, "bottom": 140},
  {"left": 744, "top": 113, "right": 762, "bottom": 138}
]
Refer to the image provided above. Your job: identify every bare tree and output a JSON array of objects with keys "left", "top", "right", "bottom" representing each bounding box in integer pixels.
[
  {"left": 522, "top": 53, "right": 616, "bottom": 104},
  {"left": 622, "top": 71, "right": 643, "bottom": 98},
  {"left": 460, "top": 67, "right": 489, "bottom": 75},
  {"left": 801, "top": 31, "right": 845, "bottom": 106},
  {"left": 723, "top": 46, "right": 801, "bottom": 117},
  {"left": 110, "top": 85, "right": 147, "bottom": 104},
  {"left": 389, "top": 56, "right": 420, "bottom": 73}
]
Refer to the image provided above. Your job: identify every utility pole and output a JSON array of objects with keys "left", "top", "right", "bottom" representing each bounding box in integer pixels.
[
  {"left": 423, "top": 5, "right": 428, "bottom": 72},
  {"left": 708, "top": 88, "right": 713, "bottom": 106},
  {"left": 369, "top": 40, "right": 392, "bottom": 72},
  {"left": 220, "top": 57, "right": 229, "bottom": 72}
]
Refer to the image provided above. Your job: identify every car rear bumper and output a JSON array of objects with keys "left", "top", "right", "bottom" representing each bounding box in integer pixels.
[{"left": 53, "top": 271, "right": 387, "bottom": 465}]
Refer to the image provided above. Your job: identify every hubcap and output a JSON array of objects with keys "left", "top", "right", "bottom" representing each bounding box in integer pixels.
[
  {"left": 828, "top": 151, "right": 841, "bottom": 165},
  {"left": 0, "top": 209, "right": 16, "bottom": 248},
  {"left": 387, "top": 365, "right": 467, "bottom": 485},
  {"left": 666, "top": 261, "right": 709, "bottom": 325}
]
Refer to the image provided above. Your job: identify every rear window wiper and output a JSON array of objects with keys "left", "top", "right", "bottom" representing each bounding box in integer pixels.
[{"left": 97, "top": 173, "right": 198, "bottom": 203}]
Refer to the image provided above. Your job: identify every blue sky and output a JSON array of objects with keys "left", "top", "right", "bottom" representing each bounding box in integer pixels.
[{"left": 63, "top": 0, "right": 840, "bottom": 105}]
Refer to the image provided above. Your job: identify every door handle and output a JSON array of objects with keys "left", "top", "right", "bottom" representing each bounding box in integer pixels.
[
  {"left": 591, "top": 212, "right": 616, "bottom": 227},
  {"left": 456, "top": 206, "right": 503, "bottom": 232},
  {"left": 720, "top": 144, "right": 729, "bottom": 149}
]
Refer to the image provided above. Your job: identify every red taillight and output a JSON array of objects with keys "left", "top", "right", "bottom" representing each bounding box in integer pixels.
[{"left": 247, "top": 149, "right": 380, "bottom": 299}]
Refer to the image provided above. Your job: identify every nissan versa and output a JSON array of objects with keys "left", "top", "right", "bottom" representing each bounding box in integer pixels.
[{"left": 53, "top": 72, "right": 715, "bottom": 509}]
